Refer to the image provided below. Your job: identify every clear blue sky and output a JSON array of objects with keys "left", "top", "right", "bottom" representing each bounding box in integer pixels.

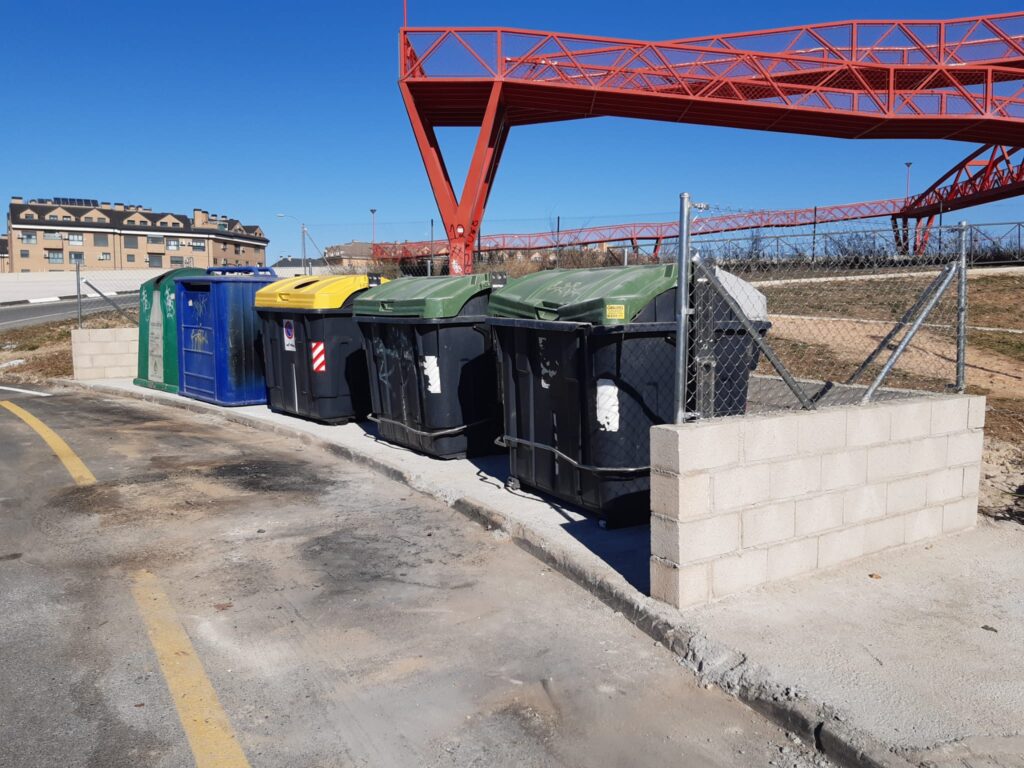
[{"left": 2, "top": 0, "right": 1022, "bottom": 260}]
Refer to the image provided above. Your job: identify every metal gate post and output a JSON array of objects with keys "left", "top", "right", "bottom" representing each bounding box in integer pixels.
[
  {"left": 674, "top": 193, "right": 693, "bottom": 423},
  {"left": 693, "top": 276, "right": 716, "bottom": 418},
  {"left": 75, "top": 260, "right": 83, "bottom": 329},
  {"left": 956, "top": 221, "right": 969, "bottom": 392}
]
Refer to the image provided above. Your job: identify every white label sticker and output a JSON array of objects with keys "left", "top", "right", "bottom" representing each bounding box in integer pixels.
[
  {"left": 282, "top": 318, "right": 296, "bottom": 352},
  {"left": 422, "top": 356, "right": 442, "bottom": 394},
  {"left": 595, "top": 379, "right": 620, "bottom": 432}
]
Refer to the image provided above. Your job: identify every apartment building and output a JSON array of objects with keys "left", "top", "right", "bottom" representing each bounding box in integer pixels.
[{"left": 4, "top": 196, "right": 268, "bottom": 272}]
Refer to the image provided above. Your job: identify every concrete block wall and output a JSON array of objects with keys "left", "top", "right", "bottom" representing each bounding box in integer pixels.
[
  {"left": 71, "top": 327, "right": 138, "bottom": 381},
  {"left": 650, "top": 394, "right": 985, "bottom": 609}
]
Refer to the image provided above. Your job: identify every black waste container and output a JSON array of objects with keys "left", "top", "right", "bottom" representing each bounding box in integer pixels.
[
  {"left": 487, "top": 264, "right": 770, "bottom": 526},
  {"left": 255, "top": 274, "right": 385, "bottom": 424},
  {"left": 354, "top": 274, "right": 501, "bottom": 459}
]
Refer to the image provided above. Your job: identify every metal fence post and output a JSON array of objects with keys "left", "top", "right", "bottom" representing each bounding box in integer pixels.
[
  {"left": 674, "top": 193, "right": 692, "bottom": 423},
  {"left": 75, "top": 260, "right": 83, "bottom": 329},
  {"left": 956, "top": 220, "right": 969, "bottom": 392}
]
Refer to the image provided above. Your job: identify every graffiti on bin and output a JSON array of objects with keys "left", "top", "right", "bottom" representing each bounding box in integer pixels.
[
  {"left": 547, "top": 280, "right": 586, "bottom": 300},
  {"left": 371, "top": 335, "right": 416, "bottom": 392},
  {"left": 188, "top": 294, "right": 209, "bottom": 321},
  {"left": 140, "top": 290, "right": 151, "bottom": 317},
  {"left": 163, "top": 289, "right": 176, "bottom": 320},
  {"left": 190, "top": 328, "right": 209, "bottom": 351}
]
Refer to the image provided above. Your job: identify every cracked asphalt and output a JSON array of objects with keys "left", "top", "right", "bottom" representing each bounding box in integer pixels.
[{"left": 0, "top": 387, "right": 830, "bottom": 767}]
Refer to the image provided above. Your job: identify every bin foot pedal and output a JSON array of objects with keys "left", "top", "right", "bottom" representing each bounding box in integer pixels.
[{"left": 505, "top": 476, "right": 521, "bottom": 491}]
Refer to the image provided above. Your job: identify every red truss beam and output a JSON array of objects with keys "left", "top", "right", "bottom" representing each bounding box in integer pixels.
[
  {"left": 373, "top": 142, "right": 1024, "bottom": 260},
  {"left": 399, "top": 14, "right": 1024, "bottom": 272}
]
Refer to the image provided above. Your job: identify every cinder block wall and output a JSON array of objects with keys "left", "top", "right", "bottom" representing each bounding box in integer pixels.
[
  {"left": 650, "top": 394, "right": 985, "bottom": 609},
  {"left": 71, "top": 328, "right": 138, "bottom": 381}
]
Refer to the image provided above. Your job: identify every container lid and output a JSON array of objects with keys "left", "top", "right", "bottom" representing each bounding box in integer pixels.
[
  {"left": 488, "top": 264, "right": 679, "bottom": 325},
  {"left": 177, "top": 266, "right": 279, "bottom": 285},
  {"left": 353, "top": 274, "right": 491, "bottom": 319},
  {"left": 254, "top": 274, "right": 387, "bottom": 310},
  {"left": 147, "top": 267, "right": 205, "bottom": 289}
]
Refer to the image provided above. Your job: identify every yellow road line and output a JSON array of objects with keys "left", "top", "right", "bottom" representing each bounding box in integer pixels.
[
  {"left": 0, "top": 400, "right": 96, "bottom": 486},
  {"left": 131, "top": 570, "right": 251, "bottom": 768}
]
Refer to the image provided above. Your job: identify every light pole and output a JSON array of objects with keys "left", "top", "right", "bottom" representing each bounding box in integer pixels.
[
  {"left": 276, "top": 213, "right": 308, "bottom": 275},
  {"left": 370, "top": 208, "right": 377, "bottom": 247},
  {"left": 904, "top": 161, "right": 913, "bottom": 201}
]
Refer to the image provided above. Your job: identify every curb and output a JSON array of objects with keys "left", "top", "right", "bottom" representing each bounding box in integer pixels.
[{"left": 65, "top": 379, "right": 916, "bottom": 768}]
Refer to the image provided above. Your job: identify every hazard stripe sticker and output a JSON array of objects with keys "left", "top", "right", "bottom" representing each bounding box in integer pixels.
[{"left": 311, "top": 341, "right": 326, "bottom": 373}]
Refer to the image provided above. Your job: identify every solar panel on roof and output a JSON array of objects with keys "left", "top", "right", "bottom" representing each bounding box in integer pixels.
[{"left": 52, "top": 197, "right": 99, "bottom": 208}]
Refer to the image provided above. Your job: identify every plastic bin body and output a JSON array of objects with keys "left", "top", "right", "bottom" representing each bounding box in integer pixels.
[
  {"left": 256, "top": 275, "right": 381, "bottom": 424},
  {"left": 355, "top": 276, "right": 500, "bottom": 459},
  {"left": 488, "top": 266, "right": 769, "bottom": 525},
  {"left": 135, "top": 267, "right": 204, "bottom": 392},
  {"left": 175, "top": 267, "right": 278, "bottom": 406}
]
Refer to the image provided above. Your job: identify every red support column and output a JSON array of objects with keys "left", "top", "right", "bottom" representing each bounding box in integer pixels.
[{"left": 400, "top": 81, "right": 508, "bottom": 274}]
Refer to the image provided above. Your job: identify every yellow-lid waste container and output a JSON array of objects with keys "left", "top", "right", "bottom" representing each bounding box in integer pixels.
[{"left": 255, "top": 274, "right": 385, "bottom": 424}]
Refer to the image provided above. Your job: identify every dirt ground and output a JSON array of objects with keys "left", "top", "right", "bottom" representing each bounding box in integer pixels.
[{"left": 0, "top": 310, "right": 133, "bottom": 381}]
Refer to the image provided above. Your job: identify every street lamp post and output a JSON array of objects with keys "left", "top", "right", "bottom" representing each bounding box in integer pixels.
[
  {"left": 276, "top": 213, "right": 308, "bottom": 275},
  {"left": 370, "top": 208, "right": 377, "bottom": 247},
  {"left": 905, "top": 161, "right": 913, "bottom": 201}
]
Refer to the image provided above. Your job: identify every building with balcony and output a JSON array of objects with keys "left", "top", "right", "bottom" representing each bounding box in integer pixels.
[{"left": 4, "top": 196, "right": 268, "bottom": 272}]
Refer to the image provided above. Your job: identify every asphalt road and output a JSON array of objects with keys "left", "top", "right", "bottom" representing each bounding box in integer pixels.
[
  {"left": 0, "top": 294, "right": 138, "bottom": 330},
  {"left": 0, "top": 386, "right": 830, "bottom": 768}
]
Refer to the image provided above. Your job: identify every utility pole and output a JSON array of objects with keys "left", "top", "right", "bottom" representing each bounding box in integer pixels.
[
  {"left": 276, "top": 213, "right": 310, "bottom": 275},
  {"left": 301, "top": 223, "right": 308, "bottom": 275}
]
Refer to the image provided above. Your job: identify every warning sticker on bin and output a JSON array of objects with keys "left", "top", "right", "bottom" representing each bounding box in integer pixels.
[
  {"left": 311, "top": 341, "right": 326, "bottom": 373},
  {"left": 605, "top": 304, "right": 626, "bottom": 320},
  {"left": 282, "top": 319, "right": 296, "bottom": 351}
]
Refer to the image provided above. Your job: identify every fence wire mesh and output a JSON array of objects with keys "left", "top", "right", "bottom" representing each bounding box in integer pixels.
[
  {"left": 329, "top": 217, "right": 1023, "bottom": 443},
  {"left": 684, "top": 223, "right": 967, "bottom": 417}
]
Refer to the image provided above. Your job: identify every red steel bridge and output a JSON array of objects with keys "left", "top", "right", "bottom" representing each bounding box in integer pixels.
[
  {"left": 390, "top": 13, "right": 1024, "bottom": 272},
  {"left": 376, "top": 143, "right": 1024, "bottom": 259}
]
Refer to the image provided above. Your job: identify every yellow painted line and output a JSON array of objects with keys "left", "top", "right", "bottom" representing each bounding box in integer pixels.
[
  {"left": 0, "top": 400, "right": 96, "bottom": 486},
  {"left": 130, "top": 570, "right": 251, "bottom": 768}
]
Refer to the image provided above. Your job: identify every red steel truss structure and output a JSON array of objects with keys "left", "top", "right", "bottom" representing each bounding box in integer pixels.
[
  {"left": 398, "top": 14, "right": 1024, "bottom": 272},
  {"left": 373, "top": 142, "right": 1024, "bottom": 259}
]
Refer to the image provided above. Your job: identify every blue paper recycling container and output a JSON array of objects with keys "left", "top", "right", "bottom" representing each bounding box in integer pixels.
[{"left": 175, "top": 267, "right": 279, "bottom": 406}]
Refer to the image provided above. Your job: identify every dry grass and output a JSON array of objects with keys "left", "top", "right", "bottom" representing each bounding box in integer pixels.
[{"left": 0, "top": 311, "right": 133, "bottom": 384}]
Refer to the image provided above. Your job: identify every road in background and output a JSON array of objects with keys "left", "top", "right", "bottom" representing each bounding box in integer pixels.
[
  {"left": 0, "top": 389, "right": 827, "bottom": 768},
  {"left": 0, "top": 294, "right": 137, "bottom": 330}
]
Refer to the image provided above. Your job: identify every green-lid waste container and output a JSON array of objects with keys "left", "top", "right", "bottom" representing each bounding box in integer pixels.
[
  {"left": 487, "top": 264, "right": 770, "bottom": 526},
  {"left": 255, "top": 274, "right": 387, "bottom": 424},
  {"left": 354, "top": 274, "right": 502, "bottom": 459},
  {"left": 134, "top": 267, "right": 205, "bottom": 392}
]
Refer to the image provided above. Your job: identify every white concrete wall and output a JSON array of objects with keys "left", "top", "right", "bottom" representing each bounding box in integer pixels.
[
  {"left": 72, "top": 328, "right": 138, "bottom": 381},
  {"left": 650, "top": 394, "right": 985, "bottom": 609},
  {"left": 0, "top": 270, "right": 160, "bottom": 303}
]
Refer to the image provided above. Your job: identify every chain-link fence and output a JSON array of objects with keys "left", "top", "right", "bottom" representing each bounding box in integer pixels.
[
  {"left": 328, "top": 212, "right": 1024, "bottom": 433},
  {"left": 678, "top": 221, "right": 970, "bottom": 419}
]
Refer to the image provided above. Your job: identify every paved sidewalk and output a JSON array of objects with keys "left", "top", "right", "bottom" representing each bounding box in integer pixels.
[{"left": 78, "top": 378, "right": 1024, "bottom": 768}]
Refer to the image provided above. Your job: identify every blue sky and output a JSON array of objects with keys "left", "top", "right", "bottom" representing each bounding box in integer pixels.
[{"left": 2, "top": 0, "right": 1022, "bottom": 260}]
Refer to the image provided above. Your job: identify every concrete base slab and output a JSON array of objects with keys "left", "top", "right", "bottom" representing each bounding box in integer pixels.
[{"left": 71, "top": 378, "right": 1023, "bottom": 768}]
